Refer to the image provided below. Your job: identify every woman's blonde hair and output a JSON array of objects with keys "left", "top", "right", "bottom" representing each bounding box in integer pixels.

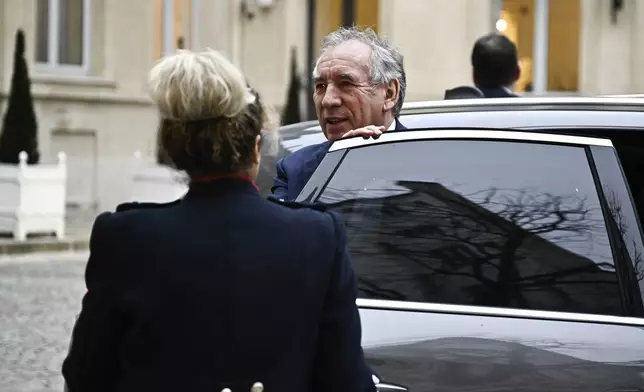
[{"left": 148, "top": 48, "right": 277, "bottom": 176}]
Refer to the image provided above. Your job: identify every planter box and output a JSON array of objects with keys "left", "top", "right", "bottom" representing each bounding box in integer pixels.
[
  {"left": 131, "top": 151, "right": 187, "bottom": 203},
  {"left": 0, "top": 151, "right": 67, "bottom": 240}
]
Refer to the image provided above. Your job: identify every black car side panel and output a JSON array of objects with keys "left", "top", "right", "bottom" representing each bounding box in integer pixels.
[
  {"left": 299, "top": 138, "right": 644, "bottom": 391},
  {"left": 360, "top": 306, "right": 644, "bottom": 392}
]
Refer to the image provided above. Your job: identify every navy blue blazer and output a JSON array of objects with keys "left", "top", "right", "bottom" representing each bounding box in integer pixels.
[
  {"left": 272, "top": 119, "right": 408, "bottom": 201},
  {"left": 61, "top": 179, "right": 375, "bottom": 392}
]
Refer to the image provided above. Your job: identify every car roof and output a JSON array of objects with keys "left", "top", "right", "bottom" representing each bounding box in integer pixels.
[
  {"left": 401, "top": 97, "right": 644, "bottom": 130},
  {"left": 401, "top": 96, "right": 644, "bottom": 113},
  {"left": 277, "top": 97, "right": 644, "bottom": 152},
  {"left": 284, "top": 97, "right": 644, "bottom": 129},
  {"left": 328, "top": 128, "right": 614, "bottom": 152},
  {"left": 601, "top": 94, "right": 644, "bottom": 98}
]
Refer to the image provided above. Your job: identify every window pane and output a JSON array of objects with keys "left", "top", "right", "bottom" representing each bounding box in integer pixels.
[
  {"left": 319, "top": 140, "right": 622, "bottom": 316},
  {"left": 58, "top": 0, "right": 84, "bottom": 65},
  {"left": 35, "top": 0, "right": 49, "bottom": 62},
  {"left": 153, "top": 0, "right": 163, "bottom": 58}
]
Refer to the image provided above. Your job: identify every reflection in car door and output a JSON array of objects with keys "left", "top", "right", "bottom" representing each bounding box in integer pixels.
[{"left": 305, "top": 131, "right": 644, "bottom": 391}]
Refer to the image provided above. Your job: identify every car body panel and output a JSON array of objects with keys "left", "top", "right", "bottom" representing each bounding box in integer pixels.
[{"left": 360, "top": 303, "right": 644, "bottom": 392}]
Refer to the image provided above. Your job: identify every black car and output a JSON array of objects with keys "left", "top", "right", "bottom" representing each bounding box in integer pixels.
[{"left": 271, "top": 97, "right": 644, "bottom": 391}]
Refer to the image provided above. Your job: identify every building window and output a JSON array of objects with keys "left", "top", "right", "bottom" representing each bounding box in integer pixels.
[
  {"left": 498, "top": 0, "right": 580, "bottom": 93},
  {"left": 154, "top": 0, "right": 192, "bottom": 59},
  {"left": 35, "top": 0, "right": 91, "bottom": 72}
]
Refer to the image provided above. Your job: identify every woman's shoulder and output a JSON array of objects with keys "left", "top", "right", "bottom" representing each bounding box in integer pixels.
[
  {"left": 265, "top": 195, "right": 327, "bottom": 212},
  {"left": 264, "top": 196, "right": 343, "bottom": 234},
  {"left": 90, "top": 199, "right": 182, "bottom": 232},
  {"left": 114, "top": 199, "right": 182, "bottom": 213},
  {"left": 259, "top": 197, "right": 344, "bottom": 255}
]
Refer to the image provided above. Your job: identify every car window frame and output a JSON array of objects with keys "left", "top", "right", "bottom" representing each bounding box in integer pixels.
[
  {"left": 296, "top": 129, "right": 644, "bottom": 318},
  {"left": 589, "top": 145, "right": 644, "bottom": 317}
]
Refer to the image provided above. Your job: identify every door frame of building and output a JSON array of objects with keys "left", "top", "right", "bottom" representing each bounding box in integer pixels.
[{"left": 50, "top": 128, "right": 98, "bottom": 211}]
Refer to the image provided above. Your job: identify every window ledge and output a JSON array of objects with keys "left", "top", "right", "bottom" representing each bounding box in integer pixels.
[{"left": 32, "top": 74, "right": 118, "bottom": 89}]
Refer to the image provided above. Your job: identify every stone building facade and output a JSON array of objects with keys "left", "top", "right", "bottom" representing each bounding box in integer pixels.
[{"left": 0, "top": 0, "right": 641, "bottom": 211}]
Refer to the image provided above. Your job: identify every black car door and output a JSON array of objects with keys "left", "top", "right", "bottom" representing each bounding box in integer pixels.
[{"left": 300, "top": 130, "right": 644, "bottom": 392}]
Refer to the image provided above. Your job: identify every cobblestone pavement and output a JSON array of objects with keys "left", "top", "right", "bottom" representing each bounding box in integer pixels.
[{"left": 0, "top": 253, "right": 87, "bottom": 392}]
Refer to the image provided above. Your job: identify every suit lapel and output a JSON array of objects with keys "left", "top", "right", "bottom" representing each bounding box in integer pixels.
[
  {"left": 291, "top": 120, "right": 405, "bottom": 200},
  {"left": 292, "top": 141, "right": 331, "bottom": 200},
  {"left": 395, "top": 118, "right": 407, "bottom": 130},
  {"left": 291, "top": 123, "right": 405, "bottom": 199},
  {"left": 302, "top": 141, "right": 330, "bottom": 177}
]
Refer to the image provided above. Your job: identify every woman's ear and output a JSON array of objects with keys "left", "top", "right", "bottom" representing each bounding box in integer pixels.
[{"left": 383, "top": 79, "right": 400, "bottom": 112}]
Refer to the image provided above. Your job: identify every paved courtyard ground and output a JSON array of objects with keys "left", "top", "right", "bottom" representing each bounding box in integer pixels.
[{"left": 0, "top": 252, "right": 87, "bottom": 392}]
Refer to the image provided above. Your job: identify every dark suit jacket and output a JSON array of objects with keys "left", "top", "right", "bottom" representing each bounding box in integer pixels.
[
  {"left": 443, "top": 86, "right": 485, "bottom": 99},
  {"left": 478, "top": 86, "right": 518, "bottom": 98},
  {"left": 272, "top": 119, "right": 408, "bottom": 201},
  {"left": 61, "top": 179, "right": 375, "bottom": 392}
]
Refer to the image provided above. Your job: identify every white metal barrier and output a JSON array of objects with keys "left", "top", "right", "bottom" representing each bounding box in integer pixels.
[{"left": 0, "top": 151, "right": 67, "bottom": 240}]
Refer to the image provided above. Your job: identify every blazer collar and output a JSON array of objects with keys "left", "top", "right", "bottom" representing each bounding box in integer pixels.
[{"left": 183, "top": 178, "right": 259, "bottom": 201}]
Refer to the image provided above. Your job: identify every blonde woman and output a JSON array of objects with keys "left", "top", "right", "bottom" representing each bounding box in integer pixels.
[{"left": 61, "top": 49, "right": 375, "bottom": 392}]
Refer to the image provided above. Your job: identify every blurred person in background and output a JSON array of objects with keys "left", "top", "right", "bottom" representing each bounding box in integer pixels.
[
  {"left": 271, "top": 26, "right": 407, "bottom": 201},
  {"left": 61, "top": 48, "right": 375, "bottom": 392},
  {"left": 471, "top": 32, "right": 521, "bottom": 98}
]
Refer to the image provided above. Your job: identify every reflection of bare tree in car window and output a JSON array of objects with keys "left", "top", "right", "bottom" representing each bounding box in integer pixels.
[{"left": 318, "top": 140, "right": 622, "bottom": 316}]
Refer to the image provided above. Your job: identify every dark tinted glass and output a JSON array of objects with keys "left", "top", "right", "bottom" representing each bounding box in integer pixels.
[
  {"left": 58, "top": 0, "right": 84, "bottom": 65},
  {"left": 35, "top": 0, "right": 49, "bottom": 63},
  {"left": 318, "top": 140, "right": 623, "bottom": 316}
]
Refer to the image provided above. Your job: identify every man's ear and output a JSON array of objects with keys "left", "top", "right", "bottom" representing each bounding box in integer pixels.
[
  {"left": 382, "top": 79, "right": 400, "bottom": 112},
  {"left": 514, "top": 62, "right": 522, "bottom": 83}
]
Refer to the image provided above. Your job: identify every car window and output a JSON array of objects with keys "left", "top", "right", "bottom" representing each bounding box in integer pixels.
[{"left": 318, "top": 140, "right": 623, "bottom": 316}]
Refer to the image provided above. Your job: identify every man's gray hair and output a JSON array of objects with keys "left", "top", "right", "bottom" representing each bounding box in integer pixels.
[{"left": 314, "top": 26, "right": 406, "bottom": 117}]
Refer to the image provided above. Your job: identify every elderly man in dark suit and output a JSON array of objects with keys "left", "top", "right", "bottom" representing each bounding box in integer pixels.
[
  {"left": 271, "top": 26, "right": 407, "bottom": 201},
  {"left": 471, "top": 32, "right": 521, "bottom": 98}
]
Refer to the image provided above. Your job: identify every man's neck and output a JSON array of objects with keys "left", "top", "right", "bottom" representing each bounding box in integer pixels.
[{"left": 384, "top": 117, "right": 396, "bottom": 131}]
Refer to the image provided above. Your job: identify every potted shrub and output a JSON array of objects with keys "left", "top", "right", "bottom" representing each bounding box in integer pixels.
[
  {"left": 0, "top": 30, "right": 66, "bottom": 240},
  {"left": 281, "top": 46, "right": 302, "bottom": 126}
]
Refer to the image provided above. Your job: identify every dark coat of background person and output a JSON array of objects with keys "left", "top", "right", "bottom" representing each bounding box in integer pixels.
[
  {"left": 444, "top": 86, "right": 486, "bottom": 100},
  {"left": 61, "top": 178, "right": 375, "bottom": 392},
  {"left": 272, "top": 119, "right": 408, "bottom": 201},
  {"left": 478, "top": 86, "right": 518, "bottom": 98}
]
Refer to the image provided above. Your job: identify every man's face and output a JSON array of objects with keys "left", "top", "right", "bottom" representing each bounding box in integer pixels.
[{"left": 313, "top": 41, "right": 387, "bottom": 141}]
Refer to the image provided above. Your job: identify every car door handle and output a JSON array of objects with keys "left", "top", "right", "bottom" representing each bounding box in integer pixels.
[{"left": 373, "top": 374, "right": 408, "bottom": 392}]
